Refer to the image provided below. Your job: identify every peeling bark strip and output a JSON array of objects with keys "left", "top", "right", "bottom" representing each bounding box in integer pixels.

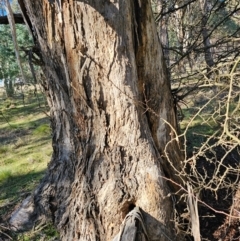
[
  {"left": 13, "top": 0, "right": 184, "bottom": 240},
  {"left": 112, "top": 207, "right": 149, "bottom": 241},
  {"left": 187, "top": 184, "right": 200, "bottom": 241}
]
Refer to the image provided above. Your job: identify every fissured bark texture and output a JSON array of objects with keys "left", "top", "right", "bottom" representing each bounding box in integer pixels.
[{"left": 16, "top": 0, "right": 184, "bottom": 240}]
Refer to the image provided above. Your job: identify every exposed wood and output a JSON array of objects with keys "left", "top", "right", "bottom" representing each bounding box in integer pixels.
[
  {"left": 187, "top": 184, "right": 200, "bottom": 241},
  {"left": 112, "top": 207, "right": 149, "bottom": 241}
]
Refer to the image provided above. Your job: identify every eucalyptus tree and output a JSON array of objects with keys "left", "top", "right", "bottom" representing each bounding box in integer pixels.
[
  {"left": 2, "top": 0, "right": 238, "bottom": 240},
  {"left": 9, "top": 0, "right": 185, "bottom": 240}
]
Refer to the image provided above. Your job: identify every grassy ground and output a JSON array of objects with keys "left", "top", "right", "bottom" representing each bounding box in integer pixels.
[
  {"left": 178, "top": 88, "right": 220, "bottom": 155},
  {"left": 0, "top": 87, "right": 59, "bottom": 240},
  {"left": 0, "top": 83, "right": 238, "bottom": 240}
]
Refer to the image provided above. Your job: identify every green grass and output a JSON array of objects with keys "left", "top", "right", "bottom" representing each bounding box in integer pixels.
[
  {"left": 33, "top": 124, "right": 51, "bottom": 136},
  {"left": 0, "top": 87, "right": 58, "bottom": 240},
  {"left": 12, "top": 222, "right": 59, "bottom": 241},
  {"left": 179, "top": 92, "right": 221, "bottom": 155},
  {"left": 0, "top": 169, "right": 12, "bottom": 183},
  {"left": 0, "top": 145, "right": 9, "bottom": 154}
]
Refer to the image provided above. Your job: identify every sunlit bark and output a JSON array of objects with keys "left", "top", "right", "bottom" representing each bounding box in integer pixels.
[{"left": 11, "top": 1, "right": 184, "bottom": 240}]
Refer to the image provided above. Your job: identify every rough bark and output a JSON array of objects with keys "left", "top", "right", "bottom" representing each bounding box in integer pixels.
[{"left": 11, "top": 0, "right": 184, "bottom": 240}]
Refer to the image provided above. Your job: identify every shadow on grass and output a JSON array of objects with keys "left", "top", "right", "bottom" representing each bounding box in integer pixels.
[
  {"left": 0, "top": 116, "right": 51, "bottom": 145},
  {"left": 7, "top": 101, "right": 47, "bottom": 118},
  {"left": 0, "top": 115, "right": 50, "bottom": 131},
  {"left": 0, "top": 171, "right": 46, "bottom": 216},
  {"left": 0, "top": 95, "right": 49, "bottom": 125},
  {"left": 0, "top": 171, "right": 60, "bottom": 241}
]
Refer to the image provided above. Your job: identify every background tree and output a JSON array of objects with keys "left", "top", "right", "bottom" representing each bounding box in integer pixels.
[
  {"left": 154, "top": 0, "right": 240, "bottom": 239},
  {"left": 154, "top": 0, "right": 240, "bottom": 82},
  {"left": 4, "top": 78, "right": 14, "bottom": 97},
  {"left": 0, "top": 24, "right": 34, "bottom": 87},
  {"left": 0, "top": 24, "right": 19, "bottom": 80}
]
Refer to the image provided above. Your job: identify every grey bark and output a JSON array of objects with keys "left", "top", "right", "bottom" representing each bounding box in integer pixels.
[
  {"left": 11, "top": 0, "right": 184, "bottom": 240},
  {"left": 112, "top": 207, "right": 149, "bottom": 241}
]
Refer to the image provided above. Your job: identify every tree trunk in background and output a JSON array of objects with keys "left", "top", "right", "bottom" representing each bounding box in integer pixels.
[
  {"left": 4, "top": 0, "right": 27, "bottom": 104},
  {"left": 13, "top": 0, "right": 184, "bottom": 240},
  {"left": 200, "top": 0, "right": 214, "bottom": 73},
  {"left": 174, "top": 3, "right": 186, "bottom": 55},
  {"left": 159, "top": 17, "right": 170, "bottom": 67},
  {"left": 157, "top": 0, "right": 170, "bottom": 68}
]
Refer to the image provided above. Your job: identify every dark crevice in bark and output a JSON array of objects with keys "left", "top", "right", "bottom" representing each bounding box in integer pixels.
[
  {"left": 49, "top": 195, "right": 57, "bottom": 222},
  {"left": 132, "top": 0, "right": 142, "bottom": 54},
  {"left": 121, "top": 202, "right": 136, "bottom": 218},
  {"left": 132, "top": 0, "right": 185, "bottom": 202},
  {"left": 82, "top": 62, "right": 93, "bottom": 106},
  {"left": 50, "top": 5, "right": 56, "bottom": 40},
  {"left": 133, "top": 3, "right": 161, "bottom": 160}
]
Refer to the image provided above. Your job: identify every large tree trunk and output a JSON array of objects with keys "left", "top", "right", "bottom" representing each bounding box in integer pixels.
[{"left": 12, "top": 0, "right": 184, "bottom": 240}]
